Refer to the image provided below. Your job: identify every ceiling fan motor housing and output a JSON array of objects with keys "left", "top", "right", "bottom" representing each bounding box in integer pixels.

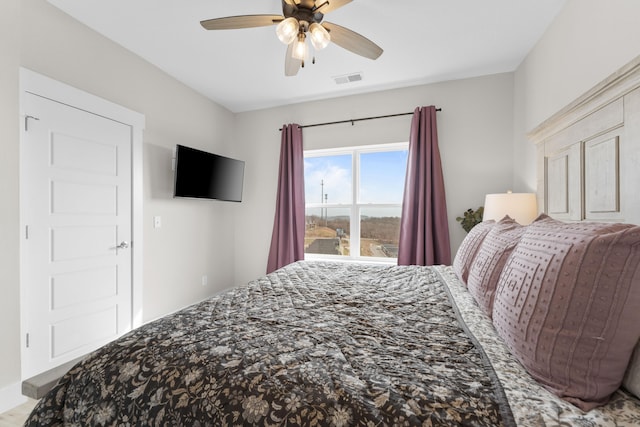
[{"left": 283, "top": 2, "right": 324, "bottom": 25}]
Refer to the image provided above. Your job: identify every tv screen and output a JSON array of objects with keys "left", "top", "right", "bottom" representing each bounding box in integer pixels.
[{"left": 173, "top": 145, "right": 245, "bottom": 202}]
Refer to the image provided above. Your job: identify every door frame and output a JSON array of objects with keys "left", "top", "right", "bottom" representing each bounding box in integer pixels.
[{"left": 19, "top": 68, "right": 145, "bottom": 378}]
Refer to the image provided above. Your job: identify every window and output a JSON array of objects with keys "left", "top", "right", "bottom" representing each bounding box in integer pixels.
[{"left": 304, "top": 143, "right": 408, "bottom": 262}]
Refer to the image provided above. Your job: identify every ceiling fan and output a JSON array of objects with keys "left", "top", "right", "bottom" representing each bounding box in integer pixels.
[{"left": 200, "top": 0, "right": 383, "bottom": 76}]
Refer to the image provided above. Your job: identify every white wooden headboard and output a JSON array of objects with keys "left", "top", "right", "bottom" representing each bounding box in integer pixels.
[{"left": 528, "top": 56, "right": 640, "bottom": 226}]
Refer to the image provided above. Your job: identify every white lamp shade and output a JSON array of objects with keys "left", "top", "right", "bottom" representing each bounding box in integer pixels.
[
  {"left": 276, "top": 17, "right": 299, "bottom": 44},
  {"left": 309, "top": 23, "right": 330, "bottom": 50},
  {"left": 292, "top": 34, "right": 308, "bottom": 61},
  {"left": 483, "top": 192, "right": 538, "bottom": 225}
]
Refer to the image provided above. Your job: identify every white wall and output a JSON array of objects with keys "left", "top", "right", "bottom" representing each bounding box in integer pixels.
[
  {"left": 0, "top": 0, "right": 238, "bottom": 402},
  {"left": 0, "top": 0, "right": 22, "bottom": 398},
  {"left": 233, "top": 73, "right": 516, "bottom": 284},
  {"left": 513, "top": 0, "right": 640, "bottom": 192}
]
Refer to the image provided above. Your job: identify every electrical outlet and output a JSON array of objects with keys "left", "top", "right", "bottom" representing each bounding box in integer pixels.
[{"left": 202, "top": 275, "right": 208, "bottom": 286}]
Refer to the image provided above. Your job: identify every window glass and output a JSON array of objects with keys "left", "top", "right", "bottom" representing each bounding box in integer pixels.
[
  {"left": 360, "top": 207, "right": 401, "bottom": 258},
  {"left": 303, "top": 144, "right": 407, "bottom": 261},
  {"left": 305, "top": 207, "right": 351, "bottom": 256},
  {"left": 359, "top": 150, "right": 408, "bottom": 203},
  {"left": 304, "top": 155, "right": 352, "bottom": 205}
]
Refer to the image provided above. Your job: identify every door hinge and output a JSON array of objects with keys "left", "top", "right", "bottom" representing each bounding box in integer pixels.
[
  {"left": 25, "top": 225, "right": 29, "bottom": 240},
  {"left": 26, "top": 333, "right": 30, "bottom": 348},
  {"left": 24, "top": 115, "right": 40, "bottom": 131}
]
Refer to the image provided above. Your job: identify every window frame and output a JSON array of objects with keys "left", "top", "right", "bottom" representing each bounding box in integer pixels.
[{"left": 303, "top": 142, "right": 408, "bottom": 264}]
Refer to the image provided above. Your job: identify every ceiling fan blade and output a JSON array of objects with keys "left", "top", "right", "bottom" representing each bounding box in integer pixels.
[
  {"left": 322, "top": 22, "right": 383, "bottom": 60},
  {"left": 285, "top": 43, "right": 302, "bottom": 76},
  {"left": 200, "top": 15, "right": 283, "bottom": 30},
  {"left": 315, "top": 0, "right": 352, "bottom": 14}
]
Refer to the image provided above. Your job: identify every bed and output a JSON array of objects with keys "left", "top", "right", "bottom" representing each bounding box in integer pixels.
[
  {"left": 24, "top": 257, "right": 640, "bottom": 426},
  {"left": 26, "top": 57, "right": 640, "bottom": 426}
]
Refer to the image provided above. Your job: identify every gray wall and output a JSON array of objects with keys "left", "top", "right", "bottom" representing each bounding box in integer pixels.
[
  {"left": 512, "top": 0, "right": 640, "bottom": 192},
  {"left": 0, "top": 0, "right": 22, "bottom": 399},
  {"left": 0, "top": 0, "right": 238, "bottom": 404},
  {"left": 233, "top": 73, "right": 516, "bottom": 284}
]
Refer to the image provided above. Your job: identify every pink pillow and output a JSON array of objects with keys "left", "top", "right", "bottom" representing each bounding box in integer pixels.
[
  {"left": 492, "top": 214, "right": 640, "bottom": 410},
  {"left": 453, "top": 220, "right": 496, "bottom": 284},
  {"left": 466, "top": 216, "right": 525, "bottom": 316}
]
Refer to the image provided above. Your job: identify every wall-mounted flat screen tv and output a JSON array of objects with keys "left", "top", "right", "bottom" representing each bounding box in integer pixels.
[{"left": 173, "top": 144, "right": 245, "bottom": 202}]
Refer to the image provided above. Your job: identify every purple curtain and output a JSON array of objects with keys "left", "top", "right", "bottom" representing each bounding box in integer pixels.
[
  {"left": 397, "top": 106, "right": 451, "bottom": 266},
  {"left": 266, "top": 124, "right": 305, "bottom": 273}
]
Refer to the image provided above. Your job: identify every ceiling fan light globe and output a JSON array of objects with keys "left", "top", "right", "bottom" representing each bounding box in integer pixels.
[
  {"left": 309, "top": 23, "right": 331, "bottom": 50},
  {"left": 292, "top": 34, "right": 308, "bottom": 61},
  {"left": 276, "top": 17, "right": 299, "bottom": 44}
]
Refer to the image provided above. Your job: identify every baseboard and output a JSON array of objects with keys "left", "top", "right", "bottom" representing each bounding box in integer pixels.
[{"left": 0, "top": 381, "right": 27, "bottom": 414}]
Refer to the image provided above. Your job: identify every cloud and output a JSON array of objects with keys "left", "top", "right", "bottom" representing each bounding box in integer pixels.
[{"left": 304, "top": 158, "right": 352, "bottom": 204}]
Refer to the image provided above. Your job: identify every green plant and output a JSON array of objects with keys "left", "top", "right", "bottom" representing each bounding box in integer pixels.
[{"left": 456, "top": 206, "right": 484, "bottom": 233}]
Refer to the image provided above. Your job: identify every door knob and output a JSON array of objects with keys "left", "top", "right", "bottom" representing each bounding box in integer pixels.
[{"left": 117, "top": 241, "right": 129, "bottom": 249}]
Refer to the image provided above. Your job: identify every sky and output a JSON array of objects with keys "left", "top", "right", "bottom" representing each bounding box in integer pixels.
[{"left": 304, "top": 149, "right": 408, "bottom": 209}]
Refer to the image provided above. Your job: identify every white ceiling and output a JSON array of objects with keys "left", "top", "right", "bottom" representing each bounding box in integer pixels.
[{"left": 47, "top": 0, "right": 566, "bottom": 113}]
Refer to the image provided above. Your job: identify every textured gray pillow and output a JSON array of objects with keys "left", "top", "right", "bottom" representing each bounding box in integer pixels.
[
  {"left": 492, "top": 214, "right": 640, "bottom": 410},
  {"left": 466, "top": 216, "right": 525, "bottom": 316},
  {"left": 453, "top": 220, "right": 496, "bottom": 284}
]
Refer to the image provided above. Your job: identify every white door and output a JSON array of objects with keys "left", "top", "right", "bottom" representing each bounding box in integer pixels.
[{"left": 21, "top": 92, "right": 133, "bottom": 379}]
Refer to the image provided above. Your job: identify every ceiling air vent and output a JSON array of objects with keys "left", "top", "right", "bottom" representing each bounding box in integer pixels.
[{"left": 333, "top": 72, "right": 363, "bottom": 85}]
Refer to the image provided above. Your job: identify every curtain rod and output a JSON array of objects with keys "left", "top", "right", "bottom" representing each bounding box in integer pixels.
[{"left": 279, "top": 108, "right": 442, "bottom": 131}]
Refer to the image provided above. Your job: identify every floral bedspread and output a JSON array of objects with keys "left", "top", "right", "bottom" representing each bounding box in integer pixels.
[{"left": 26, "top": 261, "right": 515, "bottom": 426}]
